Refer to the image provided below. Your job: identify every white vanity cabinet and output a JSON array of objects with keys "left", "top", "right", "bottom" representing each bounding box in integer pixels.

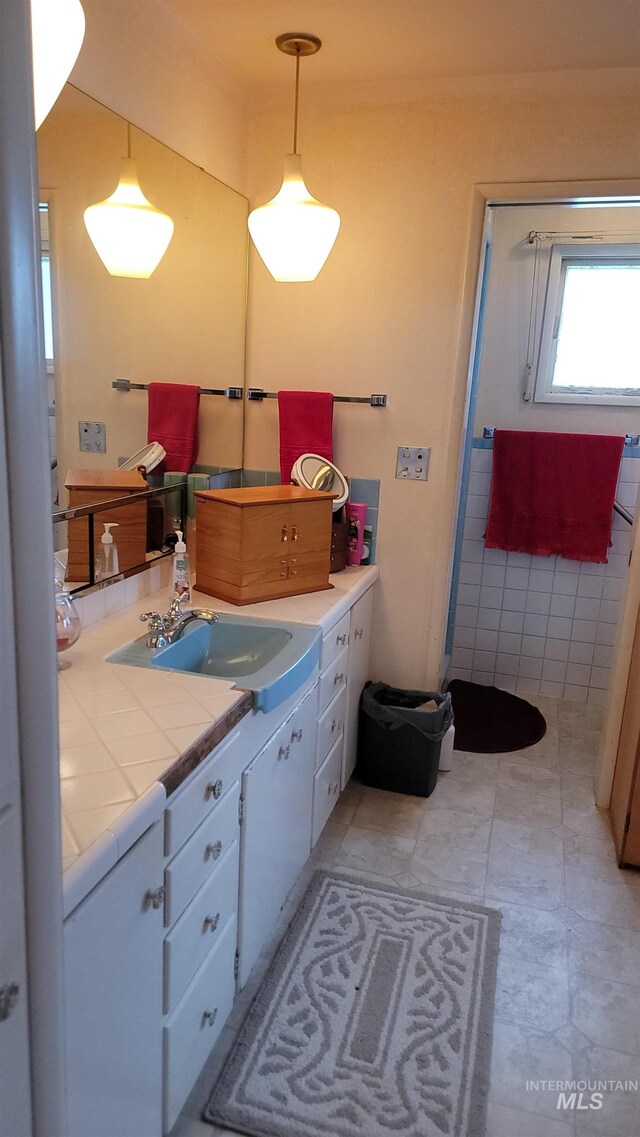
[
  {"left": 64, "top": 821, "right": 164, "bottom": 1137},
  {"left": 237, "top": 684, "right": 318, "bottom": 988},
  {"left": 343, "top": 584, "right": 375, "bottom": 787}
]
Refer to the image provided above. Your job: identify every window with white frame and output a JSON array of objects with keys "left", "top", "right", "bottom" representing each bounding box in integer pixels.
[{"left": 534, "top": 242, "right": 640, "bottom": 405}]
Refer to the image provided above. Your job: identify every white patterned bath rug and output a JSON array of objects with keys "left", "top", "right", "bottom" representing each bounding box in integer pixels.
[{"left": 204, "top": 870, "right": 500, "bottom": 1137}]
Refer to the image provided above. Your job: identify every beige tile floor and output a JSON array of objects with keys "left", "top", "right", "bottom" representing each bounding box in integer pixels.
[{"left": 171, "top": 694, "right": 640, "bottom": 1137}]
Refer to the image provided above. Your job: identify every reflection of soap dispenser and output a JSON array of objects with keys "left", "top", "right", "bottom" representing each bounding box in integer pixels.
[
  {"left": 171, "top": 530, "right": 191, "bottom": 601},
  {"left": 95, "top": 522, "right": 119, "bottom": 581}
]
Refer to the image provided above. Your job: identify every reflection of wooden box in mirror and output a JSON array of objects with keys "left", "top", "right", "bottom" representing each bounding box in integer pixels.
[
  {"left": 195, "top": 486, "right": 334, "bottom": 605},
  {"left": 65, "top": 469, "right": 148, "bottom": 582}
]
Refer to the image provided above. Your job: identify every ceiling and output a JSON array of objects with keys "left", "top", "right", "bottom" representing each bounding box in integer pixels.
[{"left": 166, "top": 0, "right": 640, "bottom": 96}]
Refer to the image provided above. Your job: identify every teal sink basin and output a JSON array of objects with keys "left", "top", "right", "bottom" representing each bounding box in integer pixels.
[{"left": 107, "top": 613, "right": 321, "bottom": 713}]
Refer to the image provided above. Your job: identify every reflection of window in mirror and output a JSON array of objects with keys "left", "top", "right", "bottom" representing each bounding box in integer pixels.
[{"left": 39, "top": 202, "right": 58, "bottom": 504}]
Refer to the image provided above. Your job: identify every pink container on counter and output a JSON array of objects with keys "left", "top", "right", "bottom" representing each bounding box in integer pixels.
[{"left": 346, "top": 502, "right": 367, "bottom": 566}]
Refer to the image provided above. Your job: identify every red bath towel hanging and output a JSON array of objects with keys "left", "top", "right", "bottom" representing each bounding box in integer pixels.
[
  {"left": 277, "top": 390, "right": 334, "bottom": 484},
  {"left": 484, "top": 430, "right": 625, "bottom": 563},
  {"left": 147, "top": 382, "right": 200, "bottom": 473}
]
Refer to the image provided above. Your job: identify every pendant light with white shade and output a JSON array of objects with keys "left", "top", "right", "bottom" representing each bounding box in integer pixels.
[
  {"left": 31, "top": 0, "right": 85, "bottom": 129},
  {"left": 248, "top": 33, "right": 340, "bottom": 283},
  {"left": 83, "top": 124, "right": 175, "bottom": 279}
]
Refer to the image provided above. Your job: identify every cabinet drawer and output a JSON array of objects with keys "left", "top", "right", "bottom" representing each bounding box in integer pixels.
[
  {"left": 320, "top": 611, "right": 350, "bottom": 670},
  {"left": 164, "top": 728, "right": 244, "bottom": 858},
  {"left": 164, "top": 782, "right": 240, "bottom": 926},
  {"left": 163, "top": 916, "right": 236, "bottom": 1133},
  {"left": 312, "top": 736, "right": 343, "bottom": 846},
  {"left": 318, "top": 644, "right": 348, "bottom": 715},
  {"left": 163, "top": 840, "right": 239, "bottom": 1014},
  {"left": 316, "top": 686, "right": 347, "bottom": 771}
]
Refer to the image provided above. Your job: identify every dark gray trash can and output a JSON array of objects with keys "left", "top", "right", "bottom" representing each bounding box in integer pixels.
[{"left": 357, "top": 682, "right": 453, "bottom": 797}]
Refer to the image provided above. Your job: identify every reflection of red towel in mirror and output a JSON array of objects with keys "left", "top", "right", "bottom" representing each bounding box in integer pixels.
[
  {"left": 485, "top": 429, "right": 625, "bottom": 563},
  {"left": 147, "top": 383, "right": 200, "bottom": 473},
  {"left": 278, "top": 391, "right": 334, "bottom": 484}
]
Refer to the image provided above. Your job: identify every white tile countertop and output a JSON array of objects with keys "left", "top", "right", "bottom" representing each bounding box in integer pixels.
[{"left": 58, "top": 563, "right": 378, "bottom": 915}]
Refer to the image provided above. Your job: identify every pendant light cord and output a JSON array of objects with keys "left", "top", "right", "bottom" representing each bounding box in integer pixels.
[{"left": 292, "top": 48, "right": 300, "bottom": 154}]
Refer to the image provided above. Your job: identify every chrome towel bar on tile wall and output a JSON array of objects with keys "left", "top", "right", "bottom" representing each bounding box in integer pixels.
[
  {"left": 482, "top": 426, "right": 640, "bottom": 446},
  {"left": 247, "top": 389, "right": 387, "bottom": 406},
  {"left": 112, "top": 379, "right": 244, "bottom": 398}
]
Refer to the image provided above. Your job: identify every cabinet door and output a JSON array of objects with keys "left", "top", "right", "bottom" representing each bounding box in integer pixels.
[
  {"left": 64, "top": 823, "right": 164, "bottom": 1137},
  {"left": 289, "top": 500, "right": 332, "bottom": 555},
  {"left": 343, "top": 586, "right": 375, "bottom": 788},
  {"left": 237, "top": 686, "right": 318, "bottom": 988}
]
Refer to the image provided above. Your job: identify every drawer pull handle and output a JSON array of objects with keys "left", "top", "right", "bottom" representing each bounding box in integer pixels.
[
  {"left": 203, "top": 913, "right": 220, "bottom": 933},
  {"left": 336, "top": 633, "right": 347, "bottom": 646},
  {"left": 143, "top": 886, "right": 164, "bottom": 910},
  {"left": 281, "top": 525, "right": 288, "bottom": 542},
  {"left": 289, "top": 556, "right": 298, "bottom": 565},
  {"left": 334, "top": 672, "right": 344, "bottom": 686},
  {"left": 205, "top": 779, "right": 223, "bottom": 801},
  {"left": 202, "top": 1008, "right": 218, "bottom": 1027},
  {"left": 290, "top": 728, "right": 303, "bottom": 743},
  {"left": 291, "top": 525, "right": 298, "bottom": 542},
  {"left": 290, "top": 569, "right": 298, "bottom": 577},
  {"left": 278, "top": 744, "right": 290, "bottom": 761},
  {"left": 331, "top": 719, "right": 342, "bottom": 734},
  {"left": 205, "top": 840, "right": 222, "bottom": 861},
  {"left": 354, "top": 627, "right": 364, "bottom": 640}
]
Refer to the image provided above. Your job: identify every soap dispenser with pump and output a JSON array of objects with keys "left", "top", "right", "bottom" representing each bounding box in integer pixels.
[
  {"left": 171, "top": 530, "right": 191, "bottom": 601},
  {"left": 95, "top": 522, "right": 119, "bottom": 581}
]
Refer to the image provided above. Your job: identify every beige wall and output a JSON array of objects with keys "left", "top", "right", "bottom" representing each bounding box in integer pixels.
[{"left": 244, "top": 71, "right": 640, "bottom": 688}]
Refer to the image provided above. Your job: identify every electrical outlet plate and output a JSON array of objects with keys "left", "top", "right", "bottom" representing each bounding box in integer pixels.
[
  {"left": 79, "top": 421, "right": 106, "bottom": 453},
  {"left": 396, "top": 446, "right": 430, "bottom": 481}
]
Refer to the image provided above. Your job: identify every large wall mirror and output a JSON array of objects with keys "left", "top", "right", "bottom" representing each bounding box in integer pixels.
[{"left": 37, "top": 84, "right": 248, "bottom": 524}]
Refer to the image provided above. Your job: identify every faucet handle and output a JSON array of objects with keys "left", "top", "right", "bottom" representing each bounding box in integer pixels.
[
  {"left": 140, "top": 611, "right": 164, "bottom": 628},
  {"left": 166, "top": 596, "right": 186, "bottom": 622}
]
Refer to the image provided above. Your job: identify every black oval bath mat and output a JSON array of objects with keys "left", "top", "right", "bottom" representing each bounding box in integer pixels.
[{"left": 446, "top": 679, "right": 546, "bottom": 753}]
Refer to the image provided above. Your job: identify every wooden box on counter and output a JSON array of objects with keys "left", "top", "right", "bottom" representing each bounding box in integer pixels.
[
  {"left": 194, "top": 485, "right": 334, "bottom": 604},
  {"left": 65, "top": 468, "right": 148, "bottom": 582}
]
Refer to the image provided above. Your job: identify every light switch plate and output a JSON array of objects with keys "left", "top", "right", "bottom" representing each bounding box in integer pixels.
[
  {"left": 396, "top": 446, "right": 430, "bottom": 480},
  {"left": 79, "top": 421, "right": 106, "bottom": 453}
]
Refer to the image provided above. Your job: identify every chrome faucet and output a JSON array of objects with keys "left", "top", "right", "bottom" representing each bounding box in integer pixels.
[{"left": 140, "top": 596, "right": 218, "bottom": 649}]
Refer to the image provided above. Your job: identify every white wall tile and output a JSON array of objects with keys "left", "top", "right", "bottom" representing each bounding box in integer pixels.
[
  {"left": 495, "top": 673, "right": 517, "bottom": 691},
  {"left": 549, "top": 593, "right": 575, "bottom": 618},
  {"left": 471, "top": 670, "right": 494, "bottom": 685},
  {"left": 592, "top": 643, "right": 613, "bottom": 667},
  {"left": 466, "top": 494, "right": 489, "bottom": 519},
  {"left": 621, "top": 457, "right": 640, "bottom": 482},
  {"left": 499, "top": 610, "right": 525, "bottom": 634},
  {"left": 540, "top": 680, "right": 564, "bottom": 697},
  {"left": 468, "top": 470, "right": 492, "bottom": 496},
  {"left": 566, "top": 662, "right": 591, "bottom": 685},
  {"left": 506, "top": 552, "right": 531, "bottom": 568},
  {"left": 542, "top": 659, "right": 567, "bottom": 682},
  {"left": 477, "top": 607, "right": 501, "bottom": 630},
  {"left": 80, "top": 589, "right": 106, "bottom": 627},
  {"left": 572, "top": 619, "right": 597, "bottom": 643},
  {"left": 525, "top": 592, "right": 552, "bottom": 615},
  {"left": 462, "top": 539, "right": 484, "bottom": 564},
  {"left": 475, "top": 628, "right": 499, "bottom": 651},
  {"left": 530, "top": 555, "right": 557, "bottom": 571},
  {"left": 595, "top": 621, "right": 617, "bottom": 646},
  {"left": 481, "top": 564, "right": 506, "bottom": 588},
  {"left": 502, "top": 589, "right": 527, "bottom": 612},
  {"left": 547, "top": 615, "right": 572, "bottom": 638},
  {"left": 573, "top": 597, "right": 601, "bottom": 621},
  {"left": 523, "top": 613, "right": 549, "bottom": 636},
  {"left": 602, "top": 575, "right": 625, "bottom": 601},
  {"left": 452, "top": 647, "right": 474, "bottom": 669},
  {"left": 568, "top": 641, "right": 595, "bottom": 665},
  {"left": 516, "top": 678, "right": 541, "bottom": 695},
  {"left": 563, "top": 684, "right": 588, "bottom": 702},
  {"left": 521, "top": 635, "right": 545, "bottom": 658},
  {"left": 611, "top": 529, "right": 632, "bottom": 555},
  {"left": 473, "top": 649, "right": 497, "bottom": 671},
  {"left": 606, "top": 553, "right": 629, "bottom": 577},
  {"left": 529, "top": 569, "right": 554, "bottom": 592},
  {"left": 577, "top": 575, "right": 604, "bottom": 599},
  {"left": 589, "top": 666, "right": 610, "bottom": 690},
  {"left": 456, "top": 604, "right": 478, "bottom": 628},
  {"left": 479, "top": 585, "right": 503, "bottom": 609},
  {"left": 497, "top": 631, "right": 522, "bottom": 654},
  {"left": 598, "top": 599, "right": 620, "bottom": 623},
  {"left": 448, "top": 667, "right": 472, "bottom": 682},
  {"left": 482, "top": 547, "right": 508, "bottom": 565},
  {"left": 555, "top": 556, "right": 580, "bottom": 575},
  {"left": 505, "top": 566, "right": 530, "bottom": 590},
  {"left": 470, "top": 448, "right": 492, "bottom": 473},
  {"left": 459, "top": 561, "right": 482, "bottom": 585},
  {"left": 615, "top": 482, "right": 639, "bottom": 509},
  {"left": 587, "top": 687, "right": 608, "bottom": 705},
  {"left": 578, "top": 561, "right": 606, "bottom": 577},
  {"left": 553, "top": 573, "right": 579, "bottom": 596},
  {"left": 496, "top": 652, "right": 519, "bottom": 675},
  {"left": 519, "top": 656, "right": 543, "bottom": 679},
  {"left": 544, "top": 638, "right": 570, "bottom": 662},
  {"left": 453, "top": 626, "right": 476, "bottom": 649},
  {"left": 457, "top": 583, "right": 481, "bottom": 606}
]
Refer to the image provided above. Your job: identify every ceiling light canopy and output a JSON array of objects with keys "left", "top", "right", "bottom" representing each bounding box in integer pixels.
[
  {"left": 31, "top": 0, "right": 85, "bottom": 130},
  {"left": 248, "top": 33, "right": 340, "bottom": 283},
  {"left": 83, "top": 129, "right": 175, "bottom": 279}
]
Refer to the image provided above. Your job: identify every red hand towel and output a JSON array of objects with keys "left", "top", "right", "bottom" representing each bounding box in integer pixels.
[
  {"left": 485, "top": 430, "right": 624, "bottom": 563},
  {"left": 278, "top": 391, "right": 334, "bottom": 484},
  {"left": 147, "top": 383, "right": 200, "bottom": 473}
]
